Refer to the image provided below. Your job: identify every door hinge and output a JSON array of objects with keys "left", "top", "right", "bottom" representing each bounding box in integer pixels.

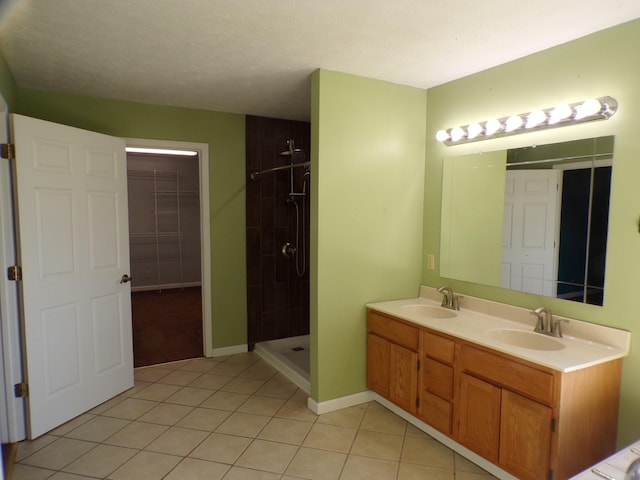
[
  {"left": 1, "top": 143, "right": 14, "bottom": 160},
  {"left": 14, "top": 382, "right": 28, "bottom": 398},
  {"left": 551, "top": 418, "right": 556, "bottom": 432},
  {"left": 7, "top": 265, "right": 22, "bottom": 282}
]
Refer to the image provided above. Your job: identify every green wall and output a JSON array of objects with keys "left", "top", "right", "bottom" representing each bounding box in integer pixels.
[
  {"left": 0, "top": 49, "right": 16, "bottom": 110},
  {"left": 423, "top": 19, "right": 640, "bottom": 446},
  {"left": 311, "top": 69, "right": 426, "bottom": 401},
  {"left": 16, "top": 89, "right": 247, "bottom": 350}
]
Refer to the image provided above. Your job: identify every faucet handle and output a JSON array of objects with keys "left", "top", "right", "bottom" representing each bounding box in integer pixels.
[
  {"left": 451, "top": 294, "right": 463, "bottom": 311},
  {"left": 530, "top": 309, "right": 546, "bottom": 332},
  {"left": 551, "top": 318, "right": 569, "bottom": 338}
]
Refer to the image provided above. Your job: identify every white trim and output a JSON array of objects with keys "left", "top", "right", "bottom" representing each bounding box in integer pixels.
[
  {"left": 210, "top": 344, "right": 248, "bottom": 357},
  {"left": 254, "top": 342, "right": 310, "bottom": 394},
  {"left": 0, "top": 102, "right": 26, "bottom": 442},
  {"left": 307, "top": 390, "right": 374, "bottom": 415},
  {"left": 374, "top": 395, "right": 518, "bottom": 480},
  {"left": 125, "top": 138, "right": 213, "bottom": 357},
  {"left": 131, "top": 281, "right": 201, "bottom": 293}
]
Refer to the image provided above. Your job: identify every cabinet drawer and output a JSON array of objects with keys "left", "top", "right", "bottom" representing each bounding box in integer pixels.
[
  {"left": 368, "top": 310, "right": 418, "bottom": 351},
  {"left": 423, "top": 357, "right": 453, "bottom": 400},
  {"left": 419, "top": 390, "right": 452, "bottom": 435},
  {"left": 459, "top": 345, "right": 554, "bottom": 405},
  {"left": 423, "top": 331, "right": 454, "bottom": 364}
]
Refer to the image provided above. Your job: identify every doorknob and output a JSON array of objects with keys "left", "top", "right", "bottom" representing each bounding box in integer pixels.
[{"left": 120, "top": 274, "right": 132, "bottom": 284}]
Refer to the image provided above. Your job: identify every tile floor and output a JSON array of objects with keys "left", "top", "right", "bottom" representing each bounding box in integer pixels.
[{"left": 13, "top": 352, "right": 498, "bottom": 480}]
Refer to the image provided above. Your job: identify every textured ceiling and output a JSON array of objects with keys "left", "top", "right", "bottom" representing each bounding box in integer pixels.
[{"left": 1, "top": 0, "right": 639, "bottom": 121}]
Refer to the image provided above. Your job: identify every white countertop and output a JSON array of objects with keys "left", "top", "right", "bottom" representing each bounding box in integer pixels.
[
  {"left": 366, "top": 286, "right": 630, "bottom": 373},
  {"left": 570, "top": 439, "right": 640, "bottom": 479}
]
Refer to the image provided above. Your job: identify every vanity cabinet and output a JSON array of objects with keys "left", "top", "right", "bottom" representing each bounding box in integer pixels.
[
  {"left": 418, "top": 330, "right": 455, "bottom": 434},
  {"left": 366, "top": 308, "right": 623, "bottom": 480},
  {"left": 367, "top": 311, "right": 418, "bottom": 414},
  {"left": 457, "top": 344, "right": 553, "bottom": 480}
]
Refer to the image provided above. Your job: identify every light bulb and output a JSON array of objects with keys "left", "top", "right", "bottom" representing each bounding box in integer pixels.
[
  {"left": 467, "top": 123, "right": 483, "bottom": 139},
  {"left": 548, "top": 104, "right": 572, "bottom": 124},
  {"left": 435, "top": 130, "right": 450, "bottom": 142},
  {"left": 485, "top": 119, "right": 502, "bottom": 136},
  {"left": 574, "top": 98, "right": 602, "bottom": 120},
  {"left": 450, "top": 127, "right": 465, "bottom": 142},
  {"left": 526, "top": 110, "right": 546, "bottom": 128},
  {"left": 505, "top": 115, "right": 523, "bottom": 132}
]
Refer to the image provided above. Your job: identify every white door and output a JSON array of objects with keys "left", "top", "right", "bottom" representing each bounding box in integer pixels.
[
  {"left": 502, "top": 170, "right": 561, "bottom": 296},
  {"left": 11, "top": 114, "right": 133, "bottom": 439}
]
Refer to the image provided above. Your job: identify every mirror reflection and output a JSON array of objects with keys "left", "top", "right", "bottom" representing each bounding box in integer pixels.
[{"left": 440, "top": 136, "right": 613, "bottom": 306}]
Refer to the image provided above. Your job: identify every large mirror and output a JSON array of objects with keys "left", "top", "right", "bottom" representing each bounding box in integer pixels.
[{"left": 440, "top": 136, "right": 613, "bottom": 306}]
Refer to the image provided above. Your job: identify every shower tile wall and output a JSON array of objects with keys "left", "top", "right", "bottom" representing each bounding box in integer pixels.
[{"left": 246, "top": 116, "right": 310, "bottom": 346}]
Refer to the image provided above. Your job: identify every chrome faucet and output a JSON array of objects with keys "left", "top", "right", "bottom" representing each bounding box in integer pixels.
[
  {"left": 530, "top": 307, "right": 567, "bottom": 338},
  {"left": 437, "top": 286, "right": 462, "bottom": 311}
]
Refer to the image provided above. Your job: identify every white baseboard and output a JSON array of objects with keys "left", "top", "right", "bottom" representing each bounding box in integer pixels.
[
  {"left": 210, "top": 344, "right": 248, "bottom": 357},
  {"left": 307, "top": 390, "right": 374, "bottom": 415},
  {"left": 374, "top": 395, "right": 517, "bottom": 480}
]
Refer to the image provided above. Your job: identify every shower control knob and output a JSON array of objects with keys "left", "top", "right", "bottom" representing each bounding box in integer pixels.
[{"left": 282, "top": 243, "right": 297, "bottom": 258}]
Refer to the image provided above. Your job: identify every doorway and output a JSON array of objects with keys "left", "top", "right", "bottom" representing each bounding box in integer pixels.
[{"left": 125, "top": 139, "right": 213, "bottom": 365}]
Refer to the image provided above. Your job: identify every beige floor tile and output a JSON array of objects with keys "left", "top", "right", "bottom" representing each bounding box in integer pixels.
[
  {"left": 215, "top": 412, "right": 271, "bottom": 437},
  {"left": 104, "top": 421, "right": 169, "bottom": 449},
  {"left": 65, "top": 415, "right": 130, "bottom": 442},
  {"left": 62, "top": 444, "right": 137, "bottom": 477},
  {"left": 189, "top": 373, "right": 234, "bottom": 389},
  {"left": 137, "top": 402, "right": 194, "bottom": 425},
  {"left": 237, "top": 395, "right": 286, "bottom": 416},
  {"left": 119, "top": 381, "right": 152, "bottom": 398},
  {"left": 277, "top": 398, "right": 318, "bottom": 423},
  {"left": 189, "top": 432, "right": 252, "bottom": 464},
  {"left": 49, "top": 472, "right": 101, "bottom": 479},
  {"left": 401, "top": 436, "right": 454, "bottom": 469},
  {"left": 164, "top": 457, "right": 230, "bottom": 480},
  {"left": 339, "top": 455, "right": 398, "bottom": 480},
  {"left": 258, "top": 417, "right": 313, "bottom": 445},
  {"left": 397, "top": 463, "right": 455, "bottom": 480},
  {"left": 165, "top": 386, "right": 215, "bottom": 406},
  {"left": 131, "top": 382, "right": 182, "bottom": 401},
  {"left": 405, "top": 423, "right": 430, "bottom": 438},
  {"left": 237, "top": 363, "right": 277, "bottom": 381},
  {"left": 224, "top": 352, "right": 260, "bottom": 365},
  {"left": 21, "top": 437, "right": 96, "bottom": 470},
  {"left": 179, "top": 358, "right": 221, "bottom": 373},
  {"left": 210, "top": 362, "right": 250, "bottom": 376},
  {"left": 303, "top": 423, "right": 357, "bottom": 453},
  {"left": 88, "top": 395, "right": 126, "bottom": 413},
  {"left": 359, "top": 404, "right": 407, "bottom": 435},
  {"left": 17, "top": 434, "right": 58, "bottom": 461},
  {"left": 350, "top": 430, "right": 404, "bottom": 461},
  {"left": 11, "top": 463, "right": 55, "bottom": 480},
  {"left": 254, "top": 379, "right": 298, "bottom": 399},
  {"left": 223, "top": 466, "right": 282, "bottom": 479},
  {"left": 176, "top": 407, "right": 230, "bottom": 431},
  {"left": 109, "top": 450, "right": 182, "bottom": 480},
  {"left": 456, "top": 472, "right": 498, "bottom": 480},
  {"left": 200, "top": 391, "right": 250, "bottom": 411},
  {"left": 146, "top": 426, "right": 209, "bottom": 456},
  {"left": 235, "top": 439, "right": 298, "bottom": 474},
  {"left": 285, "top": 447, "right": 347, "bottom": 480},
  {"left": 102, "top": 397, "right": 158, "bottom": 420},
  {"left": 317, "top": 404, "right": 367, "bottom": 428},
  {"left": 156, "top": 369, "right": 203, "bottom": 386},
  {"left": 134, "top": 366, "right": 173, "bottom": 382},
  {"left": 455, "top": 452, "right": 493, "bottom": 474},
  {"left": 49, "top": 413, "right": 96, "bottom": 436},
  {"left": 220, "top": 377, "right": 266, "bottom": 395}
]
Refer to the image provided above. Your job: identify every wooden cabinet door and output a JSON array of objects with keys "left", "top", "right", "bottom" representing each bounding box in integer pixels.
[
  {"left": 367, "top": 334, "right": 390, "bottom": 396},
  {"left": 499, "top": 389, "right": 552, "bottom": 480},
  {"left": 457, "top": 373, "right": 501, "bottom": 462},
  {"left": 389, "top": 343, "right": 418, "bottom": 413}
]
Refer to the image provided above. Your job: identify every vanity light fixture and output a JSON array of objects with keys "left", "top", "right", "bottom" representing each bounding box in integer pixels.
[
  {"left": 125, "top": 147, "right": 198, "bottom": 156},
  {"left": 435, "top": 96, "right": 617, "bottom": 145}
]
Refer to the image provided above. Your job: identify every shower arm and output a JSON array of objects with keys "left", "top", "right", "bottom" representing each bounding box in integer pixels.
[{"left": 250, "top": 161, "right": 311, "bottom": 181}]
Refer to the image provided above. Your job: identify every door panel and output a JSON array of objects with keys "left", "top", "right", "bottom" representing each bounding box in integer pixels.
[{"left": 11, "top": 114, "right": 133, "bottom": 438}]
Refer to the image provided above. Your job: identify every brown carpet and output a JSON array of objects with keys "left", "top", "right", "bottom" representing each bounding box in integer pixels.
[{"left": 131, "top": 287, "right": 203, "bottom": 367}]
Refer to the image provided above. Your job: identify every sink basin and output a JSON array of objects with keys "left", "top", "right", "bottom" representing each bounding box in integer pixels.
[
  {"left": 400, "top": 304, "right": 457, "bottom": 319},
  {"left": 485, "top": 329, "right": 566, "bottom": 351}
]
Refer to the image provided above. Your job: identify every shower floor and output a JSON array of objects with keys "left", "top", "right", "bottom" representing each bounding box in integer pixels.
[{"left": 254, "top": 335, "right": 310, "bottom": 394}]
